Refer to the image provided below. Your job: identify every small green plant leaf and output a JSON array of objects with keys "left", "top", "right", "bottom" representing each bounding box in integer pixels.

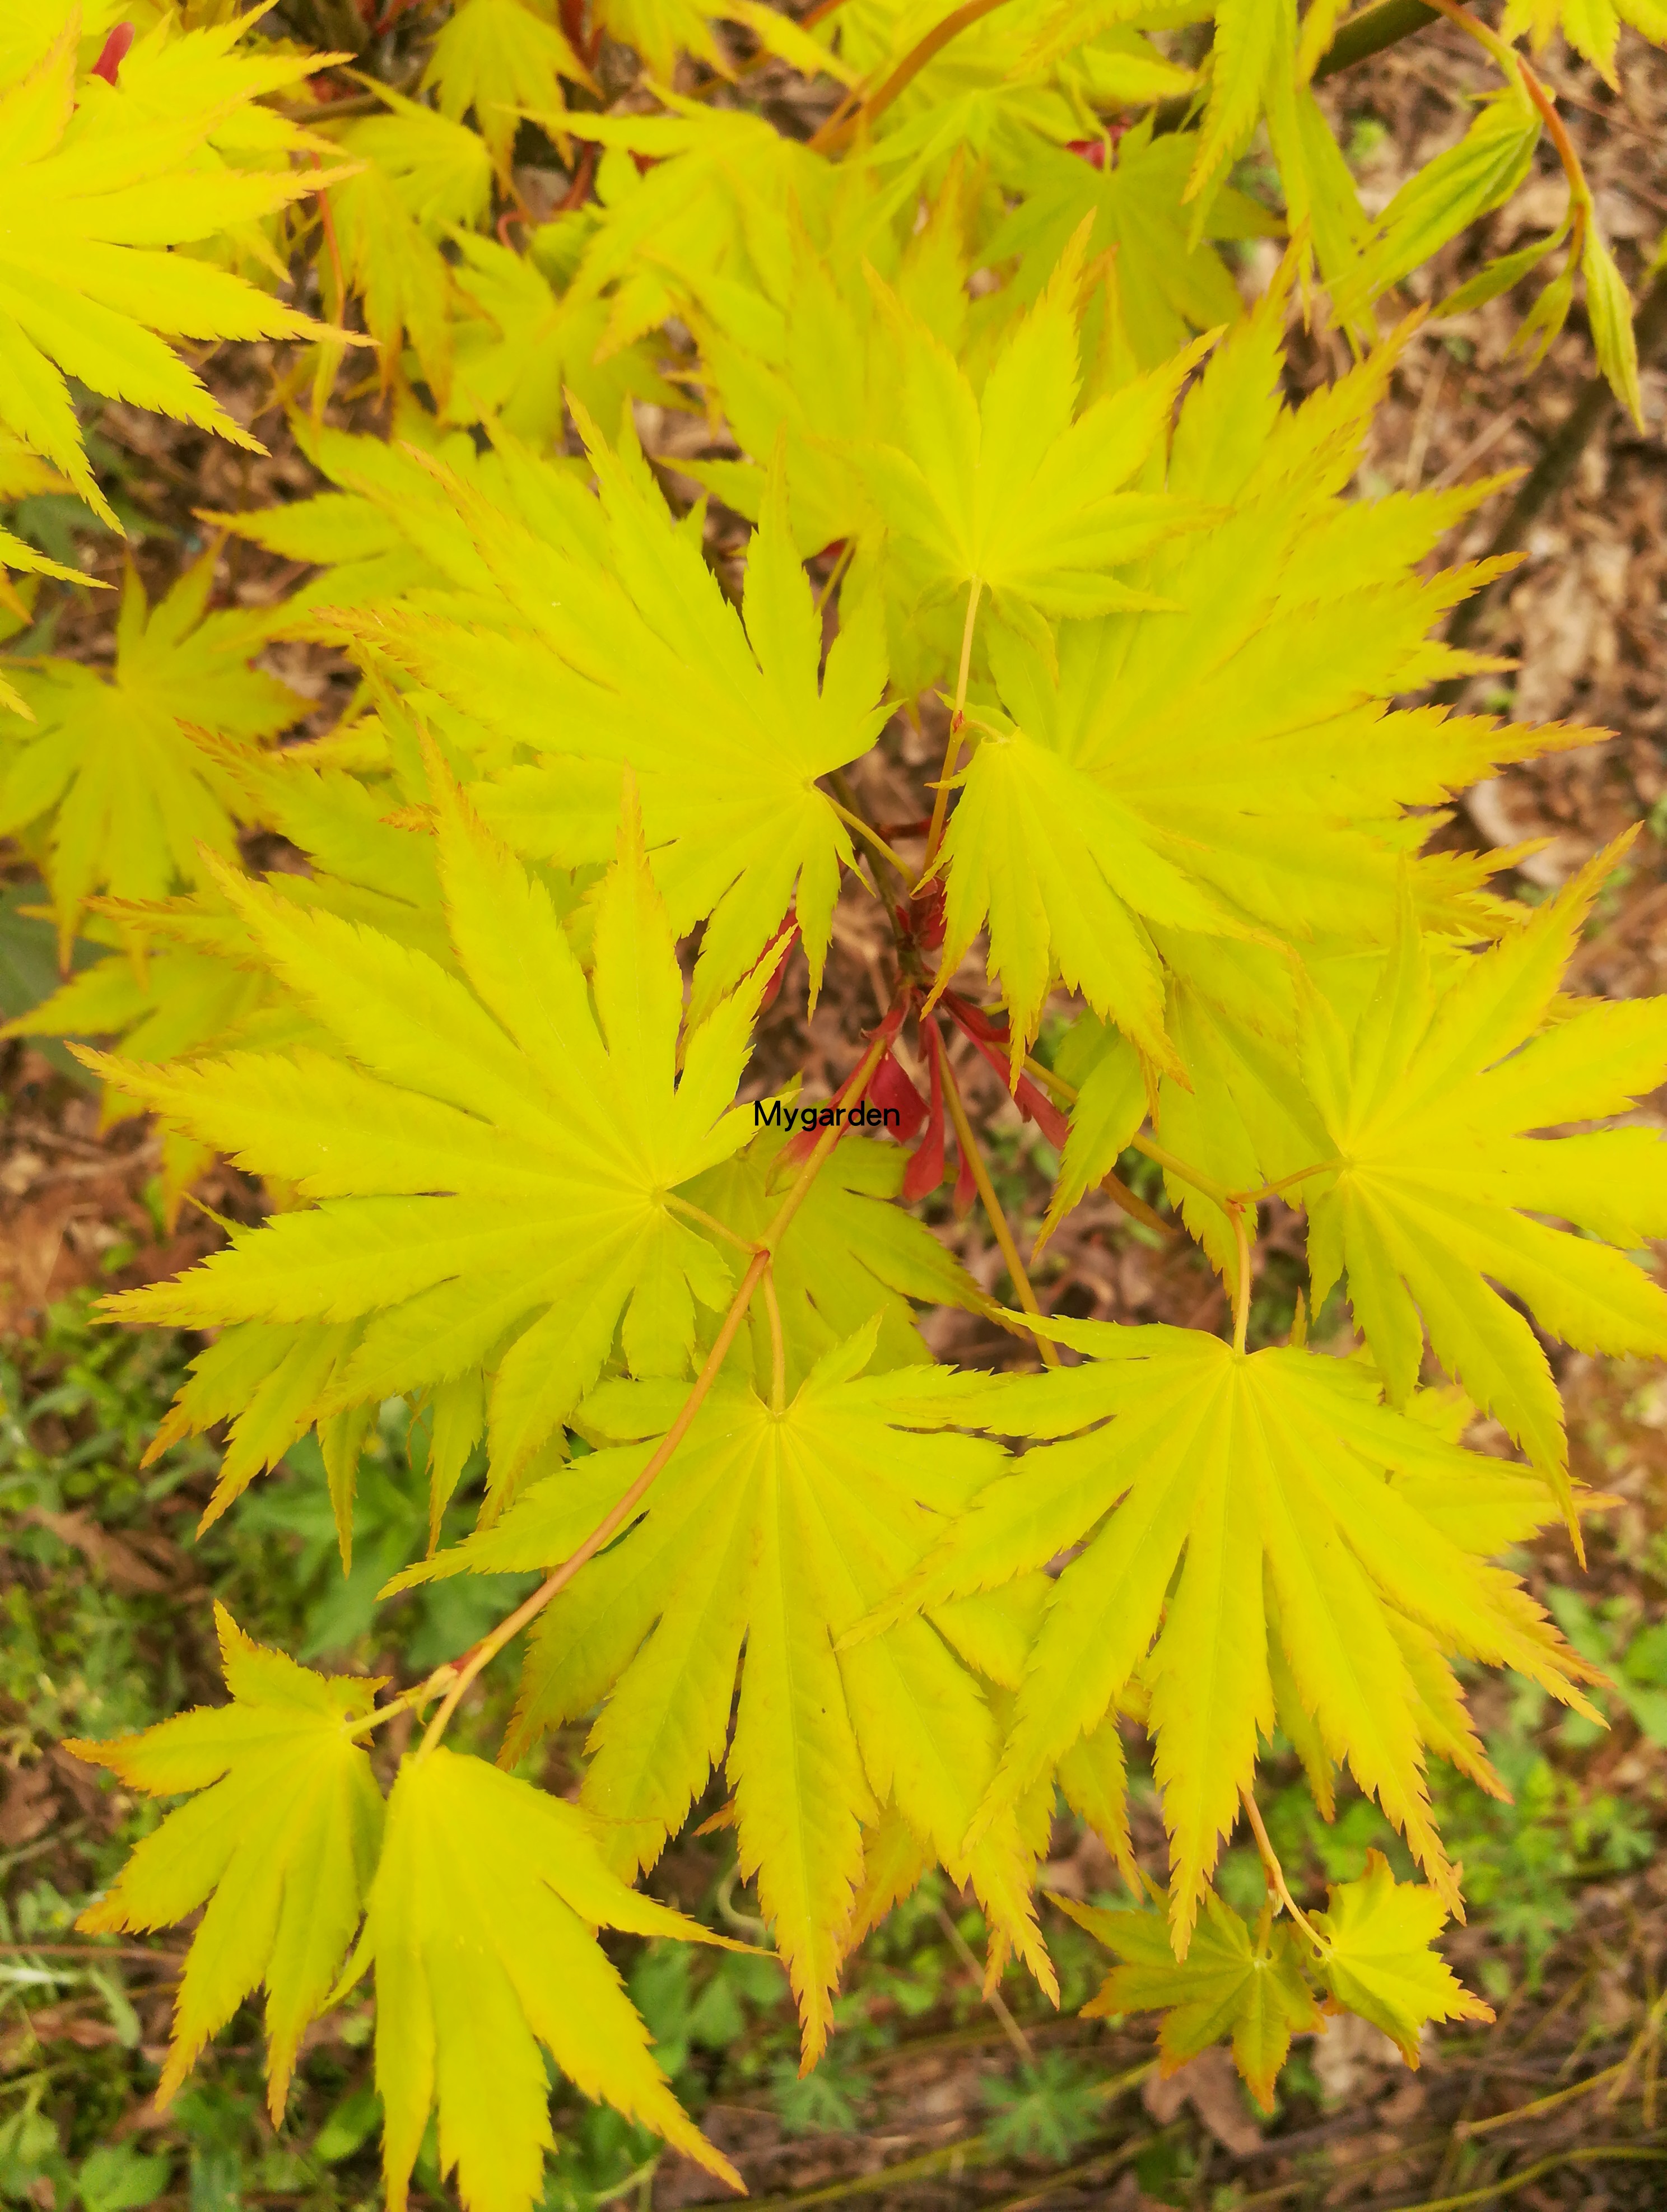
[{"left": 1060, "top": 1889, "right": 1320, "bottom": 2111}]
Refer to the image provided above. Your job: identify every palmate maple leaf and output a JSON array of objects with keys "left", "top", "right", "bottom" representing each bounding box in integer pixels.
[
  {"left": 1295, "top": 841, "right": 1667, "bottom": 1495},
  {"left": 338, "top": 423, "right": 889, "bottom": 1018},
  {"left": 421, "top": 0, "right": 592, "bottom": 174},
  {"left": 316, "top": 87, "right": 493, "bottom": 405},
  {"left": 1057, "top": 1889, "right": 1321, "bottom": 2112},
  {"left": 683, "top": 1125, "right": 992, "bottom": 1391},
  {"left": 1502, "top": 0, "right": 1667, "bottom": 82},
  {"left": 389, "top": 1323, "right": 1056, "bottom": 2065},
  {"left": 350, "top": 1748, "right": 741, "bottom": 2212},
  {"left": 547, "top": 103, "right": 832, "bottom": 364},
  {"left": 1060, "top": 1849, "right": 1491, "bottom": 2111},
  {"left": 209, "top": 411, "right": 537, "bottom": 632},
  {"left": 931, "top": 278, "right": 1595, "bottom": 1077},
  {"left": 852, "top": 1322, "right": 1600, "bottom": 1951},
  {"left": 988, "top": 128, "right": 1279, "bottom": 371},
  {"left": 0, "top": 551, "right": 304, "bottom": 948},
  {"left": 67, "top": 1605, "right": 385, "bottom": 2120},
  {"left": 96, "top": 760, "right": 769, "bottom": 1511},
  {"left": 444, "top": 230, "right": 681, "bottom": 444},
  {"left": 675, "top": 176, "right": 976, "bottom": 564},
  {"left": 5, "top": 907, "right": 272, "bottom": 1227},
  {"left": 856, "top": 223, "right": 1213, "bottom": 646},
  {"left": 0, "top": 8, "right": 350, "bottom": 528},
  {"left": 1314, "top": 1849, "right": 1497, "bottom": 2059},
  {"left": 7, "top": 733, "right": 467, "bottom": 1226}
]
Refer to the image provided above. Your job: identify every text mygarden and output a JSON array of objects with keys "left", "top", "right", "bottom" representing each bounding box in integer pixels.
[{"left": 753, "top": 1100, "right": 902, "bottom": 1132}]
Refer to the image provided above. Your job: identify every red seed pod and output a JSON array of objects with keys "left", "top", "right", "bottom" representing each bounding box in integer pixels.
[
  {"left": 91, "top": 22, "right": 135, "bottom": 86},
  {"left": 940, "top": 992, "right": 1069, "bottom": 1147},
  {"left": 901, "top": 1028, "right": 947, "bottom": 1202},
  {"left": 870, "top": 1049, "right": 928, "bottom": 1143}
]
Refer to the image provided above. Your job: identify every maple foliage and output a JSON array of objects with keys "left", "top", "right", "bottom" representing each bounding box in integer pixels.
[
  {"left": 66, "top": 1604, "right": 385, "bottom": 2120},
  {"left": 93, "top": 761, "right": 770, "bottom": 1519},
  {"left": 854, "top": 228, "right": 1210, "bottom": 640},
  {"left": 67, "top": 1610, "right": 741, "bottom": 2205},
  {"left": 388, "top": 1325, "right": 1053, "bottom": 2064},
  {"left": 851, "top": 1319, "right": 1600, "bottom": 1946},
  {"left": 0, "top": 550, "right": 303, "bottom": 949},
  {"left": 1297, "top": 844, "right": 1667, "bottom": 1491},
  {"left": 422, "top": 0, "right": 593, "bottom": 174},
  {"left": 14, "top": 0, "right": 1667, "bottom": 2194},
  {"left": 330, "top": 430, "right": 889, "bottom": 1014},
  {"left": 313, "top": 87, "right": 494, "bottom": 406},
  {"left": 0, "top": 6, "right": 350, "bottom": 535},
  {"left": 1059, "top": 1847, "right": 1493, "bottom": 2110},
  {"left": 349, "top": 1748, "right": 741, "bottom": 2211}
]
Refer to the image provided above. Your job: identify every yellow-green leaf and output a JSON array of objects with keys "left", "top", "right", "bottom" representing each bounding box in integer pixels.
[
  {"left": 0, "top": 553, "right": 302, "bottom": 948},
  {"left": 353, "top": 1746, "right": 740, "bottom": 2212},
  {"left": 421, "top": 0, "right": 592, "bottom": 173},
  {"left": 67, "top": 1604, "right": 384, "bottom": 2117},
  {"left": 388, "top": 1324, "right": 1054, "bottom": 2063},
  {"left": 1298, "top": 842, "right": 1667, "bottom": 1491},
  {"left": 1582, "top": 221, "right": 1643, "bottom": 426},
  {"left": 1061, "top": 1889, "right": 1321, "bottom": 2111},
  {"left": 0, "top": 8, "right": 345, "bottom": 525},
  {"left": 97, "top": 761, "right": 767, "bottom": 1504},
  {"left": 1311, "top": 1848, "right": 1494, "bottom": 2061},
  {"left": 853, "top": 1325, "right": 1597, "bottom": 1950}
]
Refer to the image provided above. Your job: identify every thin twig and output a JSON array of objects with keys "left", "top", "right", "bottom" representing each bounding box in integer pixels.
[
  {"left": 924, "top": 577, "right": 982, "bottom": 867},
  {"left": 981, "top": 2129, "right": 1171, "bottom": 2212},
  {"left": 1240, "top": 1787, "right": 1326, "bottom": 1951},
  {"left": 1426, "top": 404, "right": 1524, "bottom": 490},
  {"left": 826, "top": 770, "right": 915, "bottom": 979},
  {"left": 416, "top": 1248, "right": 770, "bottom": 1755},
  {"left": 1022, "top": 1053, "right": 1077, "bottom": 1105},
  {"left": 940, "top": 1055, "right": 1060, "bottom": 1370},
  {"left": 344, "top": 1671, "right": 453, "bottom": 1741},
  {"left": 732, "top": 2067, "right": 1160, "bottom": 2211},
  {"left": 808, "top": 0, "right": 1006, "bottom": 152},
  {"left": 1230, "top": 1203, "right": 1254, "bottom": 1354},
  {"left": 1102, "top": 1170, "right": 1176, "bottom": 1240},
  {"left": 1128, "top": 1133, "right": 1235, "bottom": 1212},
  {"left": 933, "top": 1907, "right": 1032, "bottom": 2062},
  {"left": 1315, "top": 0, "right": 1437, "bottom": 77},
  {"left": 1380, "top": 2145, "right": 1667, "bottom": 2212},
  {"left": 1455, "top": 2058, "right": 1627, "bottom": 2136},
  {"left": 823, "top": 795, "right": 914, "bottom": 884},
  {"left": 0, "top": 1942, "right": 182, "bottom": 1966},
  {"left": 666, "top": 1191, "right": 763, "bottom": 1257},
  {"left": 1252, "top": 1158, "right": 1343, "bottom": 1200}
]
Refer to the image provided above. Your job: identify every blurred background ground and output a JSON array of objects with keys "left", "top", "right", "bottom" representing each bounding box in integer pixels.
[{"left": 2, "top": 8, "right": 1667, "bottom": 2211}]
